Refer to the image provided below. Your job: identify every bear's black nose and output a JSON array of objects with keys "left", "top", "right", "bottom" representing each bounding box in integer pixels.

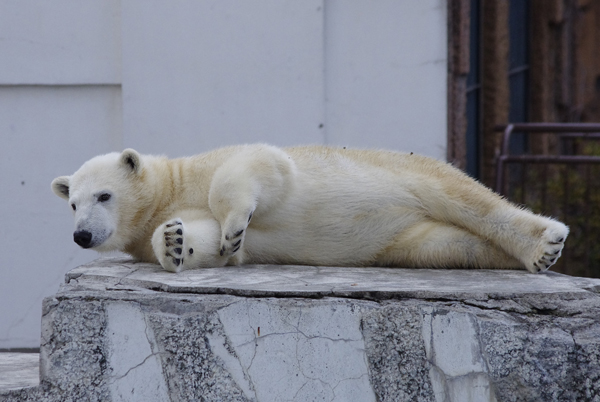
[{"left": 73, "top": 230, "right": 93, "bottom": 248}]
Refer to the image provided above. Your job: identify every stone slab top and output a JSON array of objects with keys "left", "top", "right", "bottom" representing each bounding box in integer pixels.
[{"left": 63, "top": 258, "right": 600, "bottom": 301}]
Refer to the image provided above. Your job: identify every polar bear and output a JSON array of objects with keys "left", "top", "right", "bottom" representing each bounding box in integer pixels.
[{"left": 51, "top": 144, "right": 568, "bottom": 274}]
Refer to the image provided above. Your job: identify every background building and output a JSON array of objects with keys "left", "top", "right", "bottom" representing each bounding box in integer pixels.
[
  {"left": 0, "top": 1, "right": 447, "bottom": 349},
  {"left": 449, "top": 0, "right": 600, "bottom": 278},
  {"left": 449, "top": 0, "right": 600, "bottom": 185}
]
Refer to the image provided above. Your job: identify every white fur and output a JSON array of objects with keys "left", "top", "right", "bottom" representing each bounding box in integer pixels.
[{"left": 52, "top": 144, "right": 569, "bottom": 273}]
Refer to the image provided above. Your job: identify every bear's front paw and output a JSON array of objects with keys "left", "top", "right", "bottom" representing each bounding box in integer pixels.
[
  {"left": 153, "top": 219, "right": 193, "bottom": 273},
  {"left": 526, "top": 222, "right": 569, "bottom": 273},
  {"left": 219, "top": 210, "right": 253, "bottom": 259}
]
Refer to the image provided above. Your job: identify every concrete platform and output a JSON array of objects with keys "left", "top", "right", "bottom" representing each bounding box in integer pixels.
[
  {"left": 65, "top": 257, "right": 600, "bottom": 300},
  {"left": 2, "top": 257, "right": 600, "bottom": 402},
  {"left": 0, "top": 353, "right": 39, "bottom": 392}
]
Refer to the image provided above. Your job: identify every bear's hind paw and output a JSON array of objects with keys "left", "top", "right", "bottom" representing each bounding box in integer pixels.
[{"left": 526, "top": 223, "right": 568, "bottom": 273}]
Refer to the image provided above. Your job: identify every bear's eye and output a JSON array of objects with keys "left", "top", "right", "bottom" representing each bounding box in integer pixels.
[
  {"left": 98, "top": 193, "right": 111, "bottom": 202},
  {"left": 71, "top": 203, "right": 76, "bottom": 211}
]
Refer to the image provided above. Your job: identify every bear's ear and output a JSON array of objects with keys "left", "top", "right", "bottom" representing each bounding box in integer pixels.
[
  {"left": 120, "top": 149, "right": 142, "bottom": 174},
  {"left": 51, "top": 176, "right": 71, "bottom": 200}
]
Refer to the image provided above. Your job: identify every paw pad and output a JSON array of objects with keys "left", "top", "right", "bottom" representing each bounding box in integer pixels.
[{"left": 164, "top": 220, "right": 185, "bottom": 268}]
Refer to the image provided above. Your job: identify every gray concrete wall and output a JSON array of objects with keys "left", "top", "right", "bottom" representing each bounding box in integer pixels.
[{"left": 0, "top": 0, "right": 447, "bottom": 348}]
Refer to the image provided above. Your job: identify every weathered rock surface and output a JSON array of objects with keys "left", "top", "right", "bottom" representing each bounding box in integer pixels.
[{"left": 2, "top": 257, "right": 600, "bottom": 401}]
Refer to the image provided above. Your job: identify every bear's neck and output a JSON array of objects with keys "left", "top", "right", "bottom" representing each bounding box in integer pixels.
[
  {"left": 122, "top": 154, "right": 219, "bottom": 263},
  {"left": 120, "top": 156, "right": 174, "bottom": 261}
]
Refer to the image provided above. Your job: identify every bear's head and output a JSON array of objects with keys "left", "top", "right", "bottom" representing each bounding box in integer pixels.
[{"left": 51, "top": 149, "right": 144, "bottom": 253}]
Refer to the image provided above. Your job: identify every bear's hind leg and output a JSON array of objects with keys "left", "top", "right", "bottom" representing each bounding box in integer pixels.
[
  {"left": 376, "top": 220, "right": 523, "bottom": 269},
  {"left": 408, "top": 165, "right": 568, "bottom": 273},
  {"left": 151, "top": 212, "right": 227, "bottom": 273}
]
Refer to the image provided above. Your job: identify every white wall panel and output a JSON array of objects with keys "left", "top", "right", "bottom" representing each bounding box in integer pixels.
[
  {"left": 0, "top": 0, "right": 121, "bottom": 84},
  {"left": 121, "top": 0, "right": 325, "bottom": 157},
  {"left": 0, "top": 86, "right": 122, "bottom": 348},
  {"left": 325, "top": 0, "right": 447, "bottom": 160}
]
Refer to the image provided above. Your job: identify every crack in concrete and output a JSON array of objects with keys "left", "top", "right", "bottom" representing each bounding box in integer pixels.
[
  {"left": 295, "top": 327, "right": 363, "bottom": 344},
  {"left": 107, "top": 351, "right": 166, "bottom": 384},
  {"left": 289, "top": 305, "right": 370, "bottom": 401},
  {"left": 238, "top": 328, "right": 362, "bottom": 350},
  {"left": 331, "top": 372, "right": 371, "bottom": 400},
  {"left": 104, "top": 303, "right": 172, "bottom": 400},
  {"left": 428, "top": 365, "right": 451, "bottom": 402},
  {"left": 141, "top": 305, "right": 159, "bottom": 359},
  {"left": 232, "top": 301, "right": 371, "bottom": 401},
  {"left": 290, "top": 379, "right": 311, "bottom": 401},
  {"left": 210, "top": 300, "right": 261, "bottom": 399},
  {"left": 245, "top": 302, "right": 259, "bottom": 374},
  {"left": 112, "top": 265, "right": 142, "bottom": 288}
]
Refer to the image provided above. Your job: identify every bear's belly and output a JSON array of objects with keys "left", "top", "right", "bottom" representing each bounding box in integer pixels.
[{"left": 242, "top": 204, "right": 423, "bottom": 266}]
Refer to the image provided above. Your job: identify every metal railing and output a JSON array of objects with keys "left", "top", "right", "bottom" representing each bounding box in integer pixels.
[
  {"left": 495, "top": 123, "right": 600, "bottom": 195},
  {"left": 494, "top": 123, "right": 600, "bottom": 276}
]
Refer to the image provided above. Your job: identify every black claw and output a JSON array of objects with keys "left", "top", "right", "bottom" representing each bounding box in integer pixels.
[
  {"left": 173, "top": 258, "right": 180, "bottom": 266},
  {"left": 225, "top": 234, "right": 230, "bottom": 241},
  {"left": 234, "top": 229, "right": 244, "bottom": 237},
  {"left": 232, "top": 246, "right": 240, "bottom": 253},
  {"left": 189, "top": 248, "right": 193, "bottom": 254},
  {"left": 166, "top": 223, "right": 176, "bottom": 228},
  {"left": 248, "top": 212, "right": 253, "bottom": 222},
  {"left": 176, "top": 238, "right": 183, "bottom": 245},
  {"left": 220, "top": 246, "right": 225, "bottom": 256},
  {"left": 174, "top": 248, "right": 182, "bottom": 254},
  {"left": 233, "top": 239, "right": 241, "bottom": 247}
]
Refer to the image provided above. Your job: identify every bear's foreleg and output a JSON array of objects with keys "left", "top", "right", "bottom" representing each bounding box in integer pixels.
[
  {"left": 151, "top": 211, "right": 227, "bottom": 272},
  {"left": 208, "top": 145, "right": 296, "bottom": 261}
]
